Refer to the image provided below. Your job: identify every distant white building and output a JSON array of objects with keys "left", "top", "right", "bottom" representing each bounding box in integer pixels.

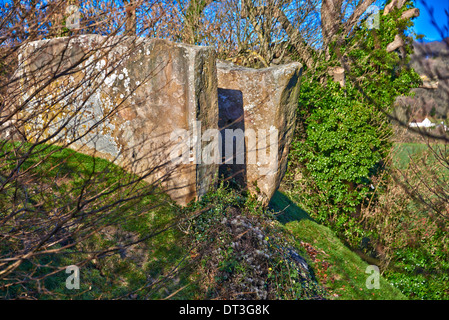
[{"left": 409, "top": 117, "right": 436, "bottom": 128}]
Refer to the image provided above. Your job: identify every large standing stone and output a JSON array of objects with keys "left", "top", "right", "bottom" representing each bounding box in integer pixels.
[
  {"left": 217, "top": 61, "right": 302, "bottom": 205},
  {"left": 16, "top": 34, "right": 218, "bottom": 206}
]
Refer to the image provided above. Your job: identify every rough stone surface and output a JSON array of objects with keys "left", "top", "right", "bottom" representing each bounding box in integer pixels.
[
  {"left": 16, "top": 34, "right": 218, "bottom": 206},
  {"left": 15, "top": 35, "right": 301, "bottom": 207},
  {"left": 217, "top": 60, "right": 302, "bottom": 205}
]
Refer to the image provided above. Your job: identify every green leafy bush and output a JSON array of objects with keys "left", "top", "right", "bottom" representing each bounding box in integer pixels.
[
  {"left": 183, "top": 183, "right": 327, "bottom": 300},
  {"left": 287, "top": 0, "right": 421, "bottom": 247}
]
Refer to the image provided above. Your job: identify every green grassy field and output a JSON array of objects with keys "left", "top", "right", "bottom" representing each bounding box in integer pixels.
[
  {"left": 1, "top": 141, "right": 409, "bottom": 300},
  {"left": 0, "top": 141, "right": 198, "bottom": 299},
  {"left": 387, "top": 142, "right": 449, "bottom": 299},
  {"left": 392, "top": 142, "right": 449, "bottom": 169}
]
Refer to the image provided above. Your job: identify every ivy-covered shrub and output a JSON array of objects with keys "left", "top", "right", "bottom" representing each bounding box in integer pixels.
[
  {"left": 285, "top": 0, "right": 449, "bottom": 300},
  {"left": 183, "top": 183, "right": 327, "bottom": 300},
  {"left": 287, "top": 1, "right": 422, "bottom": 246}
]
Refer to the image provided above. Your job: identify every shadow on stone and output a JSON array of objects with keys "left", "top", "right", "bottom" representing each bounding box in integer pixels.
[{"left": 218, "top": 88, "right": 247, "bottom": 189}]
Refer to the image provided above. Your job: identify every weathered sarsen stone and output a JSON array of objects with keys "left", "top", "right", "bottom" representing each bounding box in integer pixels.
[
  {"left": 217, "top": 61, "right": 302, "bottom": 205},
  {"left": 16, "top": 34, "right": 218, "bottom": 206},
  {"left": 14, "top": 34, "right": 301, "bottom": 207}
]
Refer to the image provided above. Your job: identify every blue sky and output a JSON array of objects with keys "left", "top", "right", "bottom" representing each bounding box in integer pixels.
[
  {"left": 0, "top": 0, "right": 446, "bottom": 42},
  {"left": 413, "top": 0, "right": 449, "bottom": 41}
]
